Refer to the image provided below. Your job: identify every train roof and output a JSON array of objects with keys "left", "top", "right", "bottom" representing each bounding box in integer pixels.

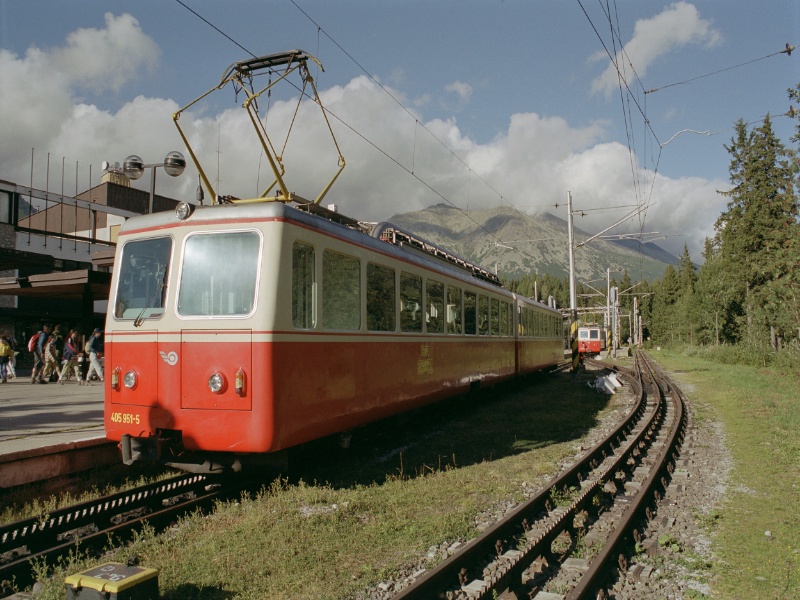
[{"left": 117, "top": 201, "right": 560, "bottom": 315}]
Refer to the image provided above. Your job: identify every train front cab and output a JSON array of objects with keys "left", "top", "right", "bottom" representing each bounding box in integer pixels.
[
  {"left": 577, "top": 326, "right": 606, "bottom": 355},
  {"left": 105, "top": 219, "right": 284, "bottom": 473}
]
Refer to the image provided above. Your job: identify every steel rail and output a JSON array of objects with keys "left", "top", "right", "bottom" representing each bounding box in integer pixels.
[
  {"left": 394, "top": 360, "right": 651, "bottom": 598},
  {"left": 566, "top": 351, "right": 686, "bottom": 598},
  {"left": 0, "top": 473, "right": 214, "bottom": 596}
]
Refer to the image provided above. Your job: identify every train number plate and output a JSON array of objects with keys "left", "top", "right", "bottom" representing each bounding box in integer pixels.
[{"left": 110, "top": 412, "right": 141, "bottom": 425}]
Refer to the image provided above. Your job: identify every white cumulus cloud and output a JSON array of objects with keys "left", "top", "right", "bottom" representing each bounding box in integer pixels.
[{"left": 591, "top": 1, "right": 722, "bottom": 98}]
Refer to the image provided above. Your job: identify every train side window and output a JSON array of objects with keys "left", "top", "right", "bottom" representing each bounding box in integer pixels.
[
  {"left": 526, "top": 308, "right": 533, "bottom": 337},
  {"left": 367, "top": 263, "right": 396, "bottom": 331},
  {"left": 478, "top": 295, "right": 489, "bottom": 335},
  {"left": 292, "top": 242, "right": 315, "bottom": 329},
  {"left": 464, "top": 292, "right": 477, "bottom": 335},
  {"left": 534, "top": 312, "right": 540, "bottom": 337},
  {"left": 446, "top": 286, "right": 462, "bottom": 334},
  {"left": 500, "top": 301, "right": 508, "bottom": 336},
  {"left": 400, "top": 272, "right": 422, "bottom": 332},
  {"left": 115, "top": 236, "right": 172, "bottom": 320},
  {"left": 490, "top": 298, "right": 499, "bottom": 336},
  {"left": 177, "top": 231, "right": 260, "bottom": 317},
  {"left": 322, "top": 250, "right": 360, "bottom": 330},
  {"left": 426, "top": 279, "right": 444, "bottom": 334}
]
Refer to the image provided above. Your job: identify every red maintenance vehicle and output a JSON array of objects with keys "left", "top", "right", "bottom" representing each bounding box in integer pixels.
[{"left": 577, "top": 325, "right": 607, "bottom": 356}]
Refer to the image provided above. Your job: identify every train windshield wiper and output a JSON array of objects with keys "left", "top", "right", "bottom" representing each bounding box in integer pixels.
[{"left": 133, "top": 267, "right": 166, "bottom": 327}]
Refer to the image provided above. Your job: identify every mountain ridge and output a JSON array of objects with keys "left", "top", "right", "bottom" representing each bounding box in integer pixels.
[{"left": 386, "top": 204, "right": 677, "bottom": 282}]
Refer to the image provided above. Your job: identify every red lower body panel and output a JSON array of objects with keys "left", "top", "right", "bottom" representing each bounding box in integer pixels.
[{"left": 105, "top": 335, "right": 561, "bottom": 456}]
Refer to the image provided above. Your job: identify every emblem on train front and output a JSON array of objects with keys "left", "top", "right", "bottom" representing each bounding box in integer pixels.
[{"left": 159, "top": 351, "right": 178, "bottom": 366}]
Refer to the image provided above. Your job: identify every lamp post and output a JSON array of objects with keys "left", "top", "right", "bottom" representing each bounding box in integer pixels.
[{"left": 123, "top": 151, "right": 186, "bottom": 214}]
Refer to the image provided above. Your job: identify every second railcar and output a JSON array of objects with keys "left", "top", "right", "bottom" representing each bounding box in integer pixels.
[{"left": 577, "top": 325, "right": 607, "bottom": 355}]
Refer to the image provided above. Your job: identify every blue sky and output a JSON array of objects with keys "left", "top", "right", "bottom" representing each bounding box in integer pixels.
[{"left": 0, "top": 1, "right": 797, "bottom": 263}]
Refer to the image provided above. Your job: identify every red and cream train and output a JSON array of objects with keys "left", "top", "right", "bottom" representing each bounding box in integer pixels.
[{"left": 103, "top": 202, "right": 565, "bottom": 472}]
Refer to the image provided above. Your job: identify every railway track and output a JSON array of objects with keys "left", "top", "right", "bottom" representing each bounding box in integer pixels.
[
  {"left": 393, "top": 351, "right": 687, "bottom": 599},
  {"left": 0, "top": 473, "right": 227, "bottom": 596},
  {"left": 1, "top": 353, "right": 687, "bottom": 599}
]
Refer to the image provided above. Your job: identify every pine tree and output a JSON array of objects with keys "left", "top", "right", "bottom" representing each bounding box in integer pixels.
[
  {"left": 678, "top": 244, "right": 697, "bottom": 291},
  {"left": 715, "top": 115, "right": 798, "bottom": 345},
  {"left": 694, "top": 237, "right": 732, "bottom": 344},
  {"left": 651, "top": 265, "right": 682, "bottom": 342}
]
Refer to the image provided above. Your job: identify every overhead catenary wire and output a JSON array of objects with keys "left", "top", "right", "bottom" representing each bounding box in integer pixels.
[
  {"left": 645, "top": 43, "right": 796, "bottom": 95},
  {"left": 173, "top": 0, "right": 257, "bottom": 59},
  {"left": 174, "top": 0, "right": 668, "bottom": 271},
  {"left": 287, "top": 0, "right": 513, "bottom": 212},
  {"left": 174, "top": 0, "right": 551, "bottom": 248},
  {"left": 259, "top": 1, "right": 581, "bottom": 249},
  {"left": 579, "top": 0, "right": 665, "bottom": 280}
]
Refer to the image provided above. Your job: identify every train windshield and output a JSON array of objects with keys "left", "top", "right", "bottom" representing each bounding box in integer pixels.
[
  {"left": 177, "top": 231, "right": 261, "bottom": 317},
  {"left": 114, "top": 237, "right": 172, "bottom": 320}
]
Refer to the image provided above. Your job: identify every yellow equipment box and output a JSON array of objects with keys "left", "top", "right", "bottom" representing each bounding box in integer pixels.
[{"left": 65, "top": 562, "right": 159, "bottom": 600}]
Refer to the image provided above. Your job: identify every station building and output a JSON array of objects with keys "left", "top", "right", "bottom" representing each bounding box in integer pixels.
[{"left": 0, "top": 169, "right": 180, "bottom": 367}]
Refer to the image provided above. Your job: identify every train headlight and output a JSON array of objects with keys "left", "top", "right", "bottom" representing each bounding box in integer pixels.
[
  {"left": 175, "top": 201, "right": 194, "bottom": 220},
  {"left": 208, "top": 372, "right": 227, "bottom": 394},
  {"left": 123, "top": 370, "right": 138, "bottom": 390}
]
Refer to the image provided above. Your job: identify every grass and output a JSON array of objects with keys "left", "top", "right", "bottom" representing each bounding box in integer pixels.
[
  {"left": 21, "top": 369, "right": 622, "bottom": 599},
  {"left": 650, "top": 347, "right": 800, "bottom": 600}
]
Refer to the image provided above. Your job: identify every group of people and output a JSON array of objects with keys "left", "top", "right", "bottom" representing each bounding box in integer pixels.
[{"left": 27, "top": 324, "right": 105, "bottom": 385}]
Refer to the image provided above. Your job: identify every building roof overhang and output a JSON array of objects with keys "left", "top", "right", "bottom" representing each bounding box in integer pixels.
[{"left": 0, "top": 269, "right": 111, "bottom": 300}]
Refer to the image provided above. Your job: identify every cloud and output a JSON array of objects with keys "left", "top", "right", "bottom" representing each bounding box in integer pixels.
[
  {"left": 445, "top": 81, "right": 473, "bottom": 102},
  {"left": 1, "top": 14, "right": 723, "bottom": 266},
  {"left": 51, "top": 13, "right": 160, "bottom": 94},
  {"left": 591, "top": 1, "right": 722, "bottom": 98},
  {"left": 0, "top": 13, "right": 161, "bottom": 182}
]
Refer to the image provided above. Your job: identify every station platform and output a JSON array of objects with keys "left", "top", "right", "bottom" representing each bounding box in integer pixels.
[
  {"left": 0, "top": 376, "right": 105, "bottom": 454},
  {"left": 0, "top": 375, "right": 113, "bottom": 488}
]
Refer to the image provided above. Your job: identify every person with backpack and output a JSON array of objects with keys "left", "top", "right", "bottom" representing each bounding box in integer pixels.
[
  {"left": 85, "top": 328, "right": 104, "bottom": 384},
  {"left": 58, "top": 329, "right": 84, "bottom": 385},
  {"left": 42, "top": 335, "right": 59, "bottom": 382},
  {"left": 42, "top": 325, "right": 64, "bottom": 381},
  {"left": 30, "top": 324, "right": 50, "bottom": 384}
]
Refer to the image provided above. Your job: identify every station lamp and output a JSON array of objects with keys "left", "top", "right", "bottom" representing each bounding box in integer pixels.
[{"left": 123, "top": 151, "right": 186, "bottom": 214}]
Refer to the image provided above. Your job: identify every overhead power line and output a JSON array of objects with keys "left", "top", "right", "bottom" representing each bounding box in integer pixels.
[
  {"left": 173, "top": 0, "right": 256, "bottom": 58},
  {"left": 175, "top": 0, "right": 664, "bottom": 269},
  {"left": 173, "top": 0, "right": 564, "bottom": 250},
  {"left": 645, "top": 43, "right": 796, "bottom": 95}
]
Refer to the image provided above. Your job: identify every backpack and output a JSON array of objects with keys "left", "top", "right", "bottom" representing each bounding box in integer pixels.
[{"left": 27, "top": 332, "right": 39, "bottom": 353}]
